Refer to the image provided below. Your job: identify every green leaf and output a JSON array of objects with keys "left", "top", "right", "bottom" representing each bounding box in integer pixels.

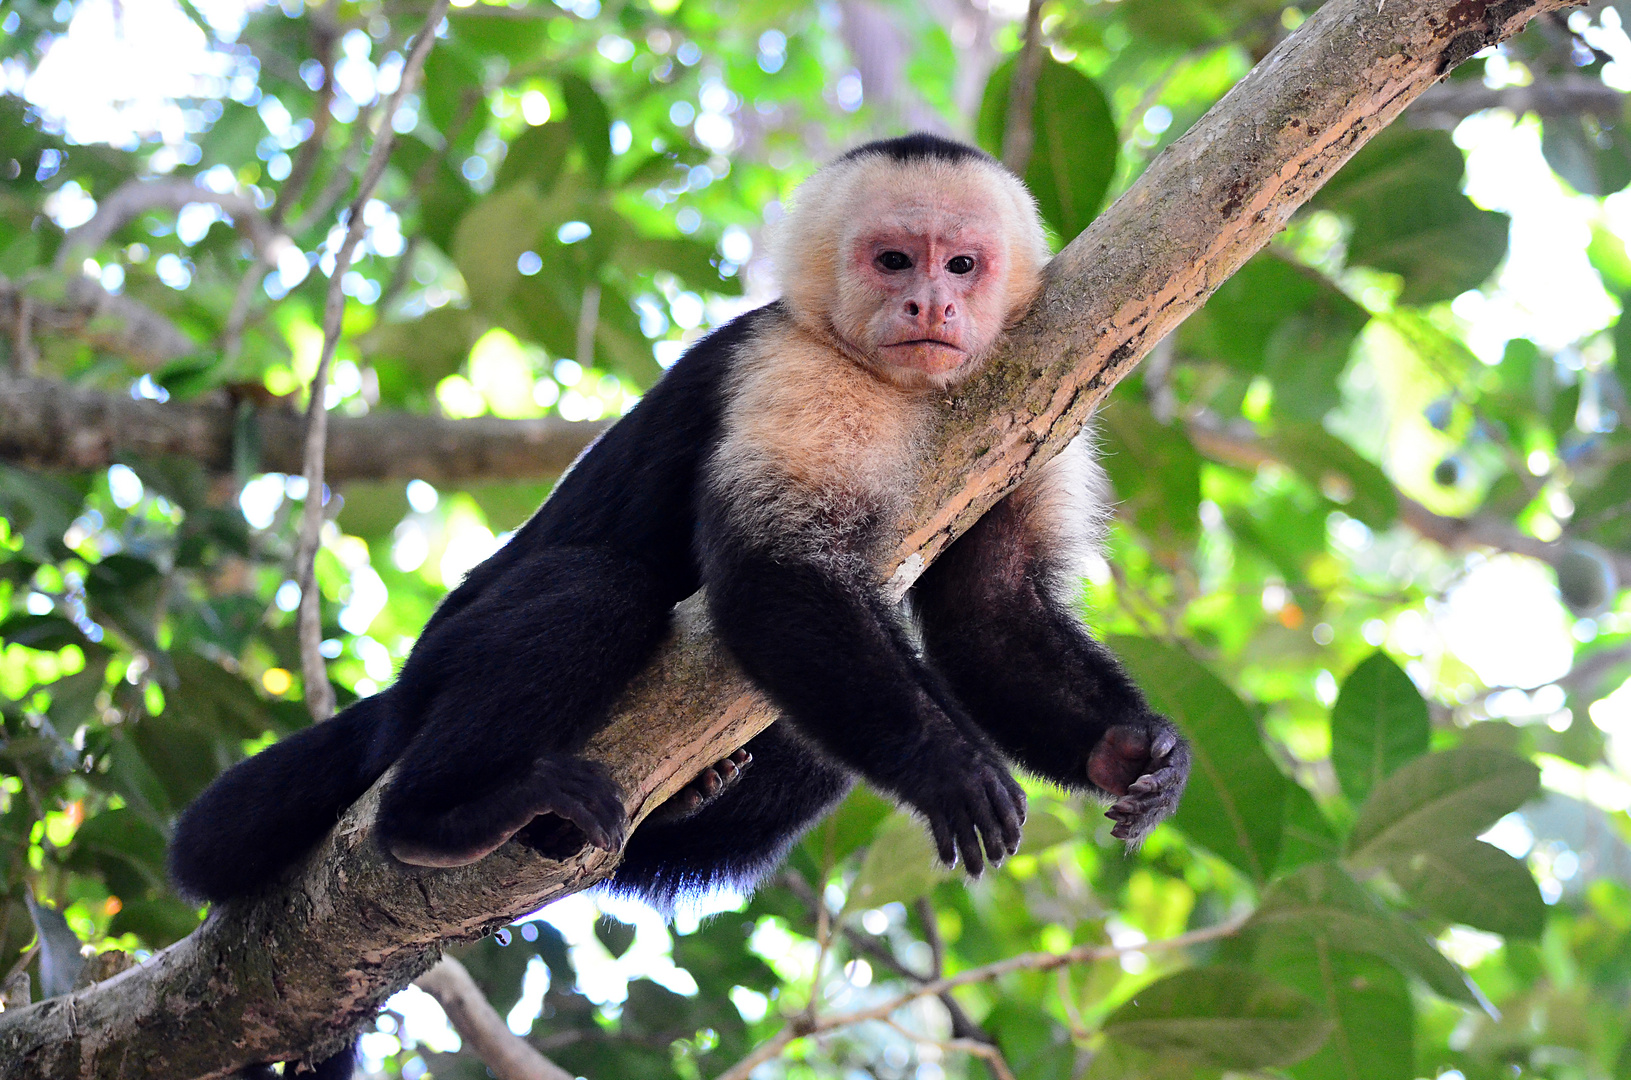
[
  {"left": 0, "top": 614, "right": 83, "bottom": 651},
  {"left": 1273, "top": 948, "right": 1415, "bottom": 1080},
  {"left": 843, "top": 812, "right": 948, "bottom": 915},
  {"left": 1347, "top": 748, "right": 1540, "bottom": 864},
  {"left": 1313, "top": 127, "right": 1509, "bottom": 305},
  {"left": 560, "top": 74, "right": 612, "bottom": 187},
  {"left": 452, "top": 183, "right": 546, "bottom": 313},
  {"left": 1329, "top": 652, "right": 1430, "bottom": 807},
  {"left": 496, "top": 121, "right": 572, "bottom": 194},
  {"left": 1097, "top": 400, "right": 1203, "bottom": 554},
  {"left": 976, "top": 57, "right": 1118, "bottom": 243},
  {"left": 1264, "top": 424, "right": 1397, "bottom": 529},
  {"left": 1248, "top": 862, "right": 1480, "bottom": 1007},
  {"left": 1277, "top": 783, "right": 1343, "bottom": 874},
  {"left": 594, "top": 914, "right": 637, "bottom": 958},
  {"left": 1542, "top": 112, "right": 1631, "bottom": 197},
  {"left": 1386, "top": 839, "right": 1546, "bottom": 939},
  {"left": 1112, "top": 637, "right": 1287, "bottom": 883},
  {"left": 1103, "top": 966, "right": 1329, "bottom": 1069},
  {"left": 1020, "top": 808, "right": 1075, "bottom": 852},
  {"left": 1588, "top": 222, "right": 1631, "bottom": 293},
  {"left": 107, "top": 896, "right": 202, "bottom": 949},
  {"left": 984, "top": 999, "right": 1077, "bottom": 1080},
  {"left": 63, "top": 807, "right": 169, "bottom": 900}
]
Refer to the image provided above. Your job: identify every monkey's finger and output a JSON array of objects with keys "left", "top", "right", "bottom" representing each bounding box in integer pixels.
[
  {"left": 970, "top": 784, "right": 1009, "bottom": 866},
  {"left": 1149, "top": 727, "right": 1178, "bottom": 761},
  {"left": 955, "top": 814, "right": 985, "bottom": 878},
  {"left": 928, "top": 817, "right": 958, "bottom": 868},
  {"left": 730, "top": 748, "right": 753, "bottom": 768},
  {"left": 984, "top": 773, "right": 1024, "bottom": 856}
]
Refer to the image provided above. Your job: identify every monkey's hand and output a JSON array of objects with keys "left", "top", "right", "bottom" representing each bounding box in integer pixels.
[
  {"left": 1088, "top": 716, "right": 1190, "bottom": 843},
  {"left": 912, "top": 758, "right": 1027, "bottom": 877},
  {"left": 646, "top": 748, "right": 754, "bottom": 823}
]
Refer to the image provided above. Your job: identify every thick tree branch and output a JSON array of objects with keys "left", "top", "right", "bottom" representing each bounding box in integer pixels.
[
  {"left": 0, "top": 1, "right": 1575, "bottom": 1076},
  {"left": 56, "top": 179, "right": 286, "bottom": 271},
  {"left": 0, "top": 376, "right": 608, "bottom": 482}
]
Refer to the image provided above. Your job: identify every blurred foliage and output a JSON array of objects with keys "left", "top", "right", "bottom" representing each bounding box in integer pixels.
[{"left": 2, "top": 0, "right": 1631, "bottom": 1078}]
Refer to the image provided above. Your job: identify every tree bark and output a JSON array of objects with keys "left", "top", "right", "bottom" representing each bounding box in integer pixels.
[
  {"left": 0, "top": 1, "right": 1575, "bottom": 1076},
  {"left": 0, "top": 377, "right": 609, "bottom": 483}
]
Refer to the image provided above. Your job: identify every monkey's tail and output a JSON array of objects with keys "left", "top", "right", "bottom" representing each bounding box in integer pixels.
[{"left": 169, "top": 693, "right": 397, "bottom": 903}]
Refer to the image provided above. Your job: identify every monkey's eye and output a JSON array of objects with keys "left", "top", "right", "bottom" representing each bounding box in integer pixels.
[
  {"left": 876, "top": 251, "right": 913, "bottom": 272},
  {"left": 947, "top": 255, "right": 975, "bottom": 275}
]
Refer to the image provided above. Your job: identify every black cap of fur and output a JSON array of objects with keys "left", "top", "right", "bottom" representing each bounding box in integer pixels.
[{"left": 838, "top": 132, "right": 994, "bottom": 167}]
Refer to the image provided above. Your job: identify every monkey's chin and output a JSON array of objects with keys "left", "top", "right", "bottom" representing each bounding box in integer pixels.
[{"left": 882, "top": 340, "right": 970, "bottom": 376}]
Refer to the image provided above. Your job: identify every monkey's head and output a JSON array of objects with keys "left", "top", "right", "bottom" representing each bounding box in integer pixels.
[{"left": 772, "top": 134, "right": 1052, "bottom": 390}]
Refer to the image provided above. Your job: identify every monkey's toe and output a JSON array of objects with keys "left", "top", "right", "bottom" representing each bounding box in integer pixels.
[{"left": 648, "top": 748, "right": 753, "bottom": 823}]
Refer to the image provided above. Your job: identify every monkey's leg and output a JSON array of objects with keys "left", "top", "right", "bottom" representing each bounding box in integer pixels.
[
  {"left": 702, "top": 543, "right": 1025, "bottom": 876},
  {"left": 915, "top": 476, "right": 1189, "bottom": 843},
  {"left": 607, "top": 725, "right": 853, "bottom": 906},
  {"left": 377, "top": 547, "right": 674, "bottom": 868}
]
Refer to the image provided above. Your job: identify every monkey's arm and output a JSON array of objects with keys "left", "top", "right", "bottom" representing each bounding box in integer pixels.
[
  {"left": 701, "top": 535, "right": 1026, "bottom": 875},
  {"left": 914, "top": 458, "right": 1189, "bottom": 842}
]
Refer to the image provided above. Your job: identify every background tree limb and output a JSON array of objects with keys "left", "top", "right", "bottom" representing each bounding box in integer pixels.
[{"left": 0, "top": 0, "right": 1576, "bottom": 1076}]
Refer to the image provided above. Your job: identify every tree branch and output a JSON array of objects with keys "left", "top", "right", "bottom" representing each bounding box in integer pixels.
[
  {"left": 55, "top": 179, "right": 286, "bottom": 271},
  {"left": 0, "top": 376, "right": 607, "bottom": 482},
  {"left": 1408, "top": 73, "right": 1622, "bottom": 126},
  {"left": 295, "top": 0, "right": 450, "bottom": 723},
  {"left": 999, "top": 0, "right": 1045, "bottom": 175},
  {"left": 413, "top": 957, "right": 575, "bottom": 1080},
  {"left": 0, "top": 276, "right": 196, "bottom": 369},
  {"left": 0, "top": 1, "right": 1574, "bottom": 1075}
]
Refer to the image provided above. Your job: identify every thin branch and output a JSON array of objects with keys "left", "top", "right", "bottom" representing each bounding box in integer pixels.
[
  {"left": 999, "top": 0, "right": 1045, "bottom": 175},
  {"left": 0, "top": 274, "right": 196, "bottom": 368},
  {"left": 56, "top": 179, "right": 283, "bottom": 270},
  {"left": 879, "top": 1018, "right": 1019, "bottom": 1080},
  {"left": 294, "top": 0, "right": 451, "bottom": 722},
  {"left": 1408, "top": 74, "right": 1624, "bottom": 126},
  {"left": 414, "top": 956, "right": 576, "bottom": 1080},
  {"left": 8, "top": 292, "right": 37, "bottom": 375},
  {"left": 714, "top": 916, "right": 1249, "bottom": 1080},
  {"left": 576, "top": 283, "right": 601, "bottom": 369},
  {"left": 269, "top": 8, "right": 341, "bottom": 231}
]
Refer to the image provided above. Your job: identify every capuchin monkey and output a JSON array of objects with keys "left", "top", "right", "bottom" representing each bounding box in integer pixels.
[{"left": 171, "top": 133, "right": 1189, "bottom": 923}]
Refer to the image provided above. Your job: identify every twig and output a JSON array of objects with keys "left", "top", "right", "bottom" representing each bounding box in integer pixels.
[
  {"left": 56, "top": 179, "right": 281, "bottom": 270},
  {"left": 9, "top": 292, "right": 37, "bottom": 375},
  {"left": 576, "top": 283, "right": 601, "bottom": 368},
  {"left": 270, "top": 8, "right": 340, "bottom": 230},
  {"left": 880, "top": 1018, "right": 1020, "bottom": 1080},
  {"left": 999, "top": 0, "right": 1045, "bottom": 175},
  {"left": 294, "top": 0, "right": 452, "bottom": 722},
  {"left": 415, "top": 956, "right": 575, "bottom": 1080},
  {"left": 714, "top": 915, "right": 1248, "bottom": 1080}
]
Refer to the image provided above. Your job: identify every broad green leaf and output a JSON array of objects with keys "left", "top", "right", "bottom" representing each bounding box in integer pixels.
[
  {"left": 1542, "top": 112, "right": 1631, "bottom": 196},
  {"left": 560, "top": 74, "right": 612, "bottom": 187},
  {"left": 594, "top": 914, "right": 637, "bottom": 958},
  {"left": 452, "top": 184, "right": 546, "bottom": 313},
  {"left": 1112, "top": 637, "right": 1287, "bottom": 883},
  {"left": 1179, "top": 253, "right": 1368, "bottom": 382},
  {"left": 495, "top": 121, "right": 572, "bottom": 194},
  {"left": 64, "top": 807, "right": 169, "bottom": 899},
  {"left": 336, "top": 481, "right": 411, "bottom": 543},
  {"left": 1329, "top": 652, "right": 1430, "bottom": 806},
  {"left": 1387, "top": 839, "right": 1546, "bottom": 939},
  {"left": 1265, "top": 424, "right": 1397, "bottom": 529},
  {"left": 1313, "top": 127, "right": 1509, "bottom": 304},
  {"left": 843, "top": 812, "right": 947, "bottom": 915},
  {"left": 1097, "top": 400, "right": 1203, "bottom": 554},
  {"left": 1348, "top": 748, "right": 1540, "bottom": 864},
  {"left": 984, "top": 1000, "right": 1076, "bottom": 1080},
  {"left": 1020, "top": 808, "right": 1074, "bottom": 852},
  {"left": 107, "top": 896, "right": 203, "bottom": 949},
  {"left": 1248, "top": 862, "right": 1480, "bottom": 1007},
  {"left": 1277, "top": 783, "right": 1343, "bottom": 874},
  {"left": 1272, "top": 948, "right": 1415, "bottom": 1080},
  {"left": 976, "top": 58, "right": 1118, "bottom": 243},
  {"left": 1588, "top": 222, "right": 1631, "bottom": 293},
  {"left": 1103, "top": 966, "right": 1329, "bottom": 1068}
]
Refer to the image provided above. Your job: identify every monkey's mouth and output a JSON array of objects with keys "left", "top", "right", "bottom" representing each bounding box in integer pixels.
[{"left": 883, "top": 338, "right": 967, "bottom": 373}]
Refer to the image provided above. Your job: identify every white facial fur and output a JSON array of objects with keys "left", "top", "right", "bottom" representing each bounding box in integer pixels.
[{"left": 770, "top": 150, "right": 1051, "bottom": 390}]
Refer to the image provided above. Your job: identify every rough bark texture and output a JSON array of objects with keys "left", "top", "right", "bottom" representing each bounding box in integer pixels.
[
  {"left": 0, "top": 1, "right": 1575, "bottom": 1076},
  {"left": 0, "top": 377, "right": 610, "bottom": 483}
]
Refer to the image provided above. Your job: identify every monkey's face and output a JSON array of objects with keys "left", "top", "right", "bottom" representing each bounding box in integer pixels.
[{"left": 838, "top": 205, "right": 1014, "bottom": 387}]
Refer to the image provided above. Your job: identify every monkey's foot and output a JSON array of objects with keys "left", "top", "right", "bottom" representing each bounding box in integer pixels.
[
  {"left": 648, "top": 748, "right": 753, "bottom": 823},
  {"left": 1088, "top": 717, "right": 1191, "bottom": 843},
  {"left": 386, "top": 756, "right": 629, "bottom": 867}
]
